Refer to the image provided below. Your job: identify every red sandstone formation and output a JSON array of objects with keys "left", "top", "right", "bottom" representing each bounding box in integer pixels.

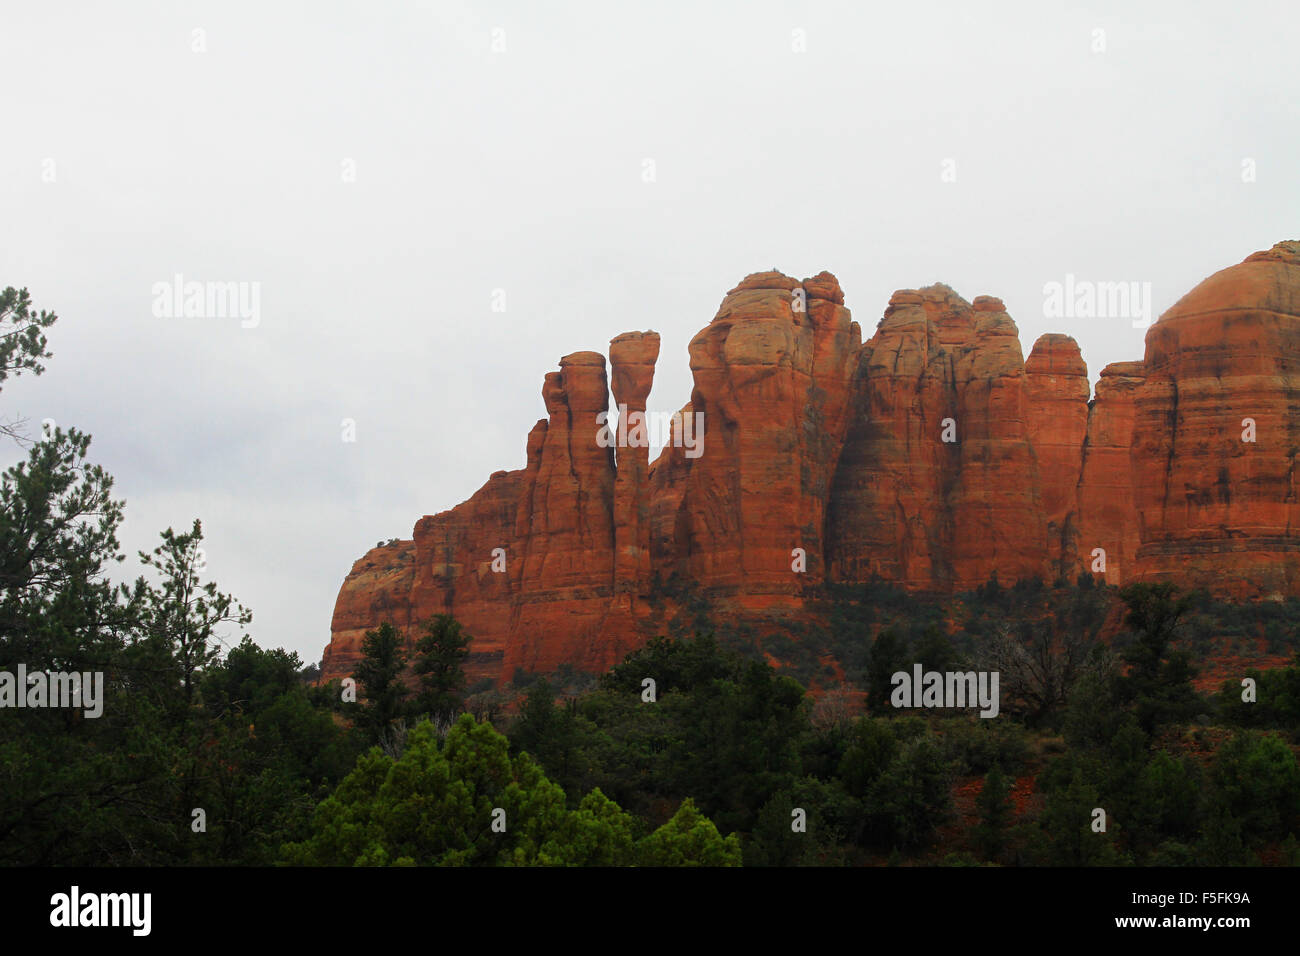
[
  {"left": 1025, "top": 333, "right": 1091, "bottom": 578},
  {"left": 323, "top": 541, "right": 416, "bottom": 682},
  {"left": 828, "top": 287, "right": 1051, "bottom": 591},
  {"left": 1078, "top": 362, "right": 1145, "bottom": 585},
  {"left": 320, "top": 242, "right": 1300, "bottom": 685},
  {"left": 611, "top": 331, "right": 660, "bottom": 598},
  {"left": 1130, "top": 240, "right": 1300, "bottom": 598},
  {"left": 649, "top": 270, "right": 859, "bottom": 595}
]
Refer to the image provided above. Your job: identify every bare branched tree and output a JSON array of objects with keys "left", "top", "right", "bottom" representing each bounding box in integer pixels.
[
  {"left": 810, "top": 686, "right": 856, "bottom": 734},
  {"left": 377, "top": 717, "right": 410, "bottom": 760},
  {"left": 979, "top": 619, "right": 1104, "bottom": 726},
  {"left": 465, "top": 690, "right": 504, "bottom": 726}
]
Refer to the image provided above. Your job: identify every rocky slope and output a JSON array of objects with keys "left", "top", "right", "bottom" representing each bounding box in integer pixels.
[{"left": 320, "top": 241, "right": 1300, "bottom": 685}]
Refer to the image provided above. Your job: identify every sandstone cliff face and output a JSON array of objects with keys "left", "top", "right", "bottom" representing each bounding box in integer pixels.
[
  {"left": 827, "top": 288, "right": 1048, "bottom": 591},
  {"left": 1078, "top": 361, "right": 1145, "bottom": 584},
  {"left": 323, "top": 541, "right": 416, "bottom": 682},
  {"left": 321, "top": 242, "right": 1300, "bottom": 684},
  {"left": 1025, "top": 333, "right": 1091, "bottom": 578},
  {"left": 611, "top": 331, "right": 661, "bottom": 598},
  {"left": 1131, "top": 241, "right": 1300, "bottom": 598},
  {"left": 400, "top": 352, "right": 625, "bottom": 682},
  {"left": 649, "top": 271, "right": 859, "bottom": 598}
]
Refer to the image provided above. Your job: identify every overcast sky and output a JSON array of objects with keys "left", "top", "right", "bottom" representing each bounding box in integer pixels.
[{"left": 1, "top": 0, "right": 1296, "bottom": 666}]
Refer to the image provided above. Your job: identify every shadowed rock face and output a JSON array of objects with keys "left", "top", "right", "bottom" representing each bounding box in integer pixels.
[
  {"left": 828, "top": 287, "right": 1048, "bottom": 591},
  {"left": 321, "top": 242, "right": 1300, "bottom": 684}
]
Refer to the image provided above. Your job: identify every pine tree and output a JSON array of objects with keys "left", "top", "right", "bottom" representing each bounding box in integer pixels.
[
  {"left": 973, "top": 765, "right": 1013, "bottom": 861},
  {"left": 410, "top": 614, "right": 470, "bottom": 723},
  {"left": 1117, "top": 583, "right": 1198, "bottom": 733},
  {"left": 354, "top": 622, "right": 408, "bottom": 741},
  {"left": 867, "top": 629, "right": 906, "bottom": 715}
]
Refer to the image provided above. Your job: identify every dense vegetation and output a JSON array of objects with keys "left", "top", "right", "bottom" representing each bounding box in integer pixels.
[{"left": 4, "top": 284, "right": 1299, "bottom": 866}]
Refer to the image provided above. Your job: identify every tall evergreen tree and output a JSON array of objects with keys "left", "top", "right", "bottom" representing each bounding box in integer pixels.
[
  {"left": 410, "top": 613, "right": 470, "bottom": 722},
  {"left": 1117, "top": 583, "right": 1199, "bottom": 733},
  {"left": 138, "top": 520, "right": 250, "bottom": 709},
  {"left": 354, "top": 621, "right": 408, "bottom": 740},
  {"left": 973, "top": 765, "right": 1013, "bottom": 861},
  {"left": 0, "top": 286, "right": 57, "bottom": 443},
  {"left": 867, "top": 629, "right": 907, "bottom": 716}
]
